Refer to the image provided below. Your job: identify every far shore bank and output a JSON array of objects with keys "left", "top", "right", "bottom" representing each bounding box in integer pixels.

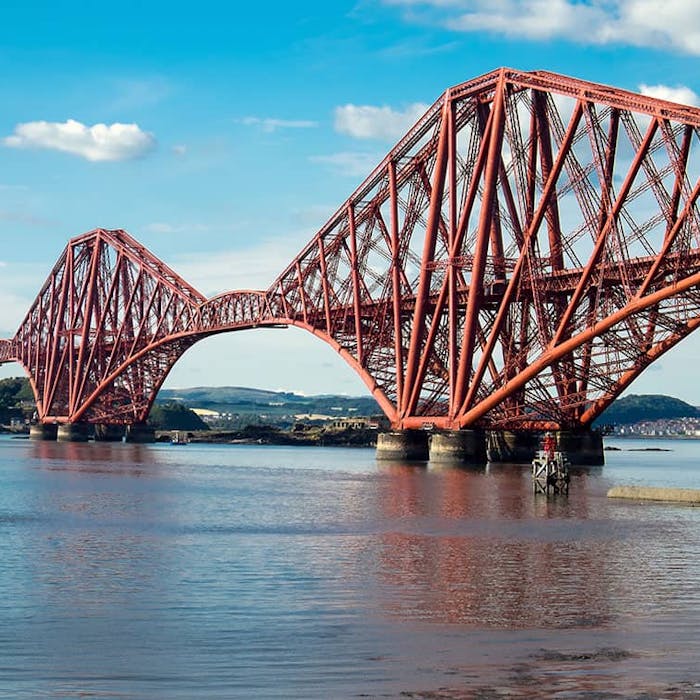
[{"left": 158, "top": 427, "right": 378, "bottom": 448}]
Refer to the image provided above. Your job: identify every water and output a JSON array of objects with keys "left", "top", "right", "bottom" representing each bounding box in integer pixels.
[{"left": 1, "top": 435, "right": 700, "bottom": 698}]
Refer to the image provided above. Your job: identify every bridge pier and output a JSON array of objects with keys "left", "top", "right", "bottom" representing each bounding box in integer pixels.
[
  {"left": 487, "top": 428, "right": 605, "bottom": 465},
  {"left": 125, "top": 423, "right": 156, "bottom": 443},
  {"left": 376, "top": 430, "right": 429, "bottom": 462},
  {"left": 94, "top": 424, "right": 125, "bottom": 442},
  {"left": 554, "top": 429, "right": 604, "bottom": 465},
  {"left": 429, "top": 430, "right": 486, "bottom": 465},
  {"left": 487, "top": 430, "right": 539, "bottom": 464},
  {"left": 29, "top": 423, "right": 58, "bottom": 441},
  {"left": 56, "top": 422, "right": 91, "bottom": 442}
]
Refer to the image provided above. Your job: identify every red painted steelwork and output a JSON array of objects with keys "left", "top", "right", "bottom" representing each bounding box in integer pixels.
[
  {"left": 3, "top": 68, "right": 700, "bottom": 430},
  {"left": 7, "top": 229, "right": 206, "bottom": 424}
]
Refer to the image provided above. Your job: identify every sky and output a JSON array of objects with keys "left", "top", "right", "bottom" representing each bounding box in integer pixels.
[{"left": 1, "top": 0, "right": 700, "bottom": 400}]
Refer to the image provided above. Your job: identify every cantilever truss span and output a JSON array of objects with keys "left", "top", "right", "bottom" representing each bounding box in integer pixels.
[
  {"left": 4, "top": 229, "right": 206, "bottom": 424},
  {"left": 3, "top": 68, "right": 700, "bottom": 430}
]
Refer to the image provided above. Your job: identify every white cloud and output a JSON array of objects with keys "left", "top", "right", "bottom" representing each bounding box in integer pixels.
[
  {"left": 168, "top": 237, "right": 308, "bottom": 296},
  {"left": 144, "top": 222, "right": 179, "bottom": 234},
  {"left": 3, "top": 119, "right": 156, "bottom": 162},
  {"left": 383, "top": 0, "right": 700, "bottom": 55},
  {"left": 309, "top": 151, "right": 383, "bottom": 177},
  {"left": 0, "top": 292, "right": 31, "bottom": 336},
  {"left": 378, "top": 38, "right": 460, "bottom": 59},
  {"left": 0, "top": 209, "right": 52, "bottom": 226},
  {"left": 291, "top": 204, "right": 337, "bottom": 228},
  {"left": 334, "top": 102, "right": 428, "bottom": 140},
  {"left": 143, "top": 222, "right": 210, "bottom": 235},
  {"left": 239, "top": 117, "right": 319, "bottom": 133},
  {"left": 172, "top": 144, "right": 187, "bottom": 156},
  {"left": 0, "top": 260, "right": 50, "bottom": 336},
  {"left": 444, "top": 0, "right": 605, "bottom": 40},
  {"left": 639, "top": 83, "right": 700, "bottom": 106},
  {"left": 109, "top": 77, "right": 172, "bottom": 112}
]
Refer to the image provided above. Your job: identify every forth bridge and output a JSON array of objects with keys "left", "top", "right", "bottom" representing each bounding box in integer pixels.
[{"left": 3, "top": 67, "right": 700, "bottom": 465}]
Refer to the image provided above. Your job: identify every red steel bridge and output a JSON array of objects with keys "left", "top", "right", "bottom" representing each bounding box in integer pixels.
[{"left": 2, "top": 68, "right": 700, "bottom": 433}]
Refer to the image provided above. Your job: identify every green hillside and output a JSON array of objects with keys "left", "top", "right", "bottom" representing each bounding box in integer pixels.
[
  {"left": 0, "top": 377, "right": 33, "bottom": 423},
  {"left": 1, "top": 376, "right": 698, "bottom": 430},
  {"left": 156, "top": 385, "right": 380, "bottom": 420},
  {"left": 596, "top": 394, "right": 699, "bottom": 426},
  {"left": 0, "top": 377, "right": 33, "bottom": 406},
  {"left": 149, "top": 401, "right": 209, "bottom": 431}
]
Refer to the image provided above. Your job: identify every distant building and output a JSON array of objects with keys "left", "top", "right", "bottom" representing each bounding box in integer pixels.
[
  {"left": 327, "top": 417, "right": 380, "bottom": 430},
  {"left": 612, "top": 415, "right": 700, "bottom": 437}
]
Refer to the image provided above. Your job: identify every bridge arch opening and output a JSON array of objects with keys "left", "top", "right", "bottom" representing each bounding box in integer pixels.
[
  {"left": 165, "top": 326, "right": 372, "bottom": 399},
  {"left": 0, "top": 361, "right": 27, "bottom": 383}
]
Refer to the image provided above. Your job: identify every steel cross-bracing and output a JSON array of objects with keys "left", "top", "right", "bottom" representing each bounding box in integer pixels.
[
  {"left": 3, "top": 68, "right": 700, "bottom": 430},
  {"left": 3, "top": 229, "right": 207, "bottom": 425}
]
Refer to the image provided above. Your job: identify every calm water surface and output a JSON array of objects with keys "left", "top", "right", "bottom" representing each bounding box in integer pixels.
[{"left": 1, "top": 435, "right": 700, "bottom": 698}]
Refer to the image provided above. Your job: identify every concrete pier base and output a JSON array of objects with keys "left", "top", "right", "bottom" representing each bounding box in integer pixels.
[
  {"left": 487, "top": 428, "right": 605, "bottom": 465},
  {"left": 429, "top": 430, "right": 486, "bottom": 465},
  {"left": 56, "top": 422, "right": 90, "bottom": 442},
  {"left": 125, "top": 423, "right": 156, "bottom": 443},
  {"left": 376, "top": 430, "right": 429, "bottom": 461},
  {"left": 94, "top": 424, "right": 125, "bottom": 442},
  {"left": 487, "top": 430, "right": 539, "bottom": 463},
  {"left": 555, "top": 429, "right": 604, "bottom": 466},
  {"left": 29, "top": 423, "right": 58, "bottom": 441}
]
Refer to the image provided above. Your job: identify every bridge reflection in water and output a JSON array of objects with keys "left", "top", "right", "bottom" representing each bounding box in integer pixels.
[
  {"left": 371, "top": 462, "right": 651, "bottom": 630},
  {"left": 6, "top": 438, "right": 700, "bottom": 696}
]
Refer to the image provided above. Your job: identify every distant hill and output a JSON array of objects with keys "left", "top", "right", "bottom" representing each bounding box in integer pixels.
[
  {"left": 0, "top": 376, "right": 33, "bottom": 407},
  {"left": 1, "top": 377, "right": 697, "bottom": 430},
  {"left": 156, "top": 386, "right": 381, "bottom": 419},
  {"left": 162, "top": 386, "right": 700, "bottom": 427},
  {"left": 160, "top": 386, "right": 700, "bottom": 427},
  {"left": 596, "top": 394, "right": 699, "bottom": 426},
  {"left": 149, "top": 401, "right": 209, "bottom": 431},
  {"left": 0, "top": 376, "right": 34, "bottom": 423}
]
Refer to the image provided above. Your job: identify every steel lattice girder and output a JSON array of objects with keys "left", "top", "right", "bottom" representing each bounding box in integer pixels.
[
  {"left": 9, "top": 229, "right": 207, "bottom": 424},
  {"left": 3, "top": 68, "right": 700, "bottom": 430},
  {"left": 262, "top": 68, "right": 700, "bottom": 430}
]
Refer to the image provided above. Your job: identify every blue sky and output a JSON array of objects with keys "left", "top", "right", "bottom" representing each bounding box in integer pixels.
[{"left": 2, "top": 0, "right": 700, "bottom": 399}]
